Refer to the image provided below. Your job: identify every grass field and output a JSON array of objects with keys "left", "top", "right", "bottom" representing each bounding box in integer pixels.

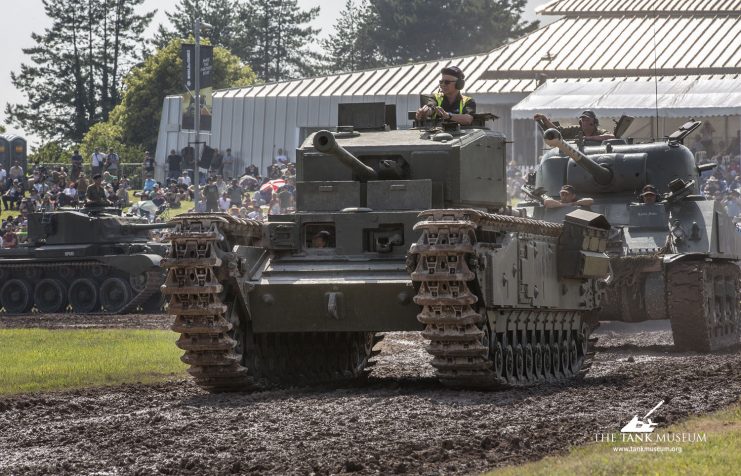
[
  {"left": 0, "top": 329, "right": 187, "bottom": 395},
  {"left": 490, "top": 403, "right": 741, "bottom": 476}
]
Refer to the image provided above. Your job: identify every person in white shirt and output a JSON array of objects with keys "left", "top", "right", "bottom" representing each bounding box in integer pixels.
[
  {"left": 0, "top": 165, "right": 7, "bottom": 186},
  {"left": 91, "top": 148, "right": 105, "bottom": 176},
  {"left": 218, "top": 192, "right": 231, "bottom": 212}
]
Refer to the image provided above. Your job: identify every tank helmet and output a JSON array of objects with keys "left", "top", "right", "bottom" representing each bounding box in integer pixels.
[{"left": 441, "top": 66, "right": 465, "bottom": 90}]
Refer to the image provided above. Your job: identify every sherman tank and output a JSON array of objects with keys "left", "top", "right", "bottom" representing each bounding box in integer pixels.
[
  {"left": 0, "top": 207, "right": 171, "bottom": 314},
  {"left": 162, "top": 107, "right": 610, "bottom": 391},
  {"left": 520, "top": 122, "right": 741, "bottom": 352}
]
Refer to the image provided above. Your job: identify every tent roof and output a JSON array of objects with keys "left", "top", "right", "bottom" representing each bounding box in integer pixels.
[{"left": 511, "top": 76, "right": 741, "bottom": 119}]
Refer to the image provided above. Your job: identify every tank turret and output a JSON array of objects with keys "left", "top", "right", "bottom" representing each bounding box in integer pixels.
[{"left": 543, "top": 128, "right": 613, "bottom": 185}]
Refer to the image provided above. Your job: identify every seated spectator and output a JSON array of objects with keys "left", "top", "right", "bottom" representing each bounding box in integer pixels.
[
  {"left": 2, "top": 226, "right": 18, "bottom": 248},
  {"left": 143, "top": 175, "right": 158, "bottom": 193}
]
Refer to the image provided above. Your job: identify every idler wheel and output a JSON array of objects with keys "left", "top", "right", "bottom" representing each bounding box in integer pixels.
[
  {"left": 34, "top": 279, "right": 68, "bottom": 313},
  {"left": 68, "top": 278, "right": 99, "bottom": 313},
  {"left": 1, "top": 279, "right": 33, "bottom": 314},
  {"left": 504, "top": 344, "right": 514, "bottom": 382},
  {"left": 100, "top": 278, "right": 132, "bottom": 313}
]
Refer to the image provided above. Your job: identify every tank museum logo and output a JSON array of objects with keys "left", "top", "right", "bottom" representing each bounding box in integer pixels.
[
  {"left": 621, "top": 400, "right": 664, "bottom": 434},
  {"left": 594, "top": 400, "right": 707, "bottom": 453}
]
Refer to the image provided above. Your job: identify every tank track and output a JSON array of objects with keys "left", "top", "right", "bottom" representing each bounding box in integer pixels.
[
  {"left": 409, "top": 209, "right": 593, "bottom": 389},
  {"left": 668, "top": 260, "right": 741, "bottom": 352},
  {"left": 162, "top": 213, "right": 382, "bottom": 391},
  {"left": 0, "top": 261, "right": 163, "bottom": 314}
]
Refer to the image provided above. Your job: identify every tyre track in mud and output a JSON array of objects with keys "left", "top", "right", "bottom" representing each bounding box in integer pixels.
[{"left": 1, "top": 319, "right": 740, "bottom": 475}]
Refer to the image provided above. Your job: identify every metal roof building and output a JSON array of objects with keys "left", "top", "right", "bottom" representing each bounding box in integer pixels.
[{"left": 155, "top": 0, "right": 741, "bottom": 176}]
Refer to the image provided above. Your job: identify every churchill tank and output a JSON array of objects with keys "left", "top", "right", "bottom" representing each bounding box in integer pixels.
[
  {"left": 520, "top": 122, "right": 741, "bottom": 351},
  {"left": 0, "top": 207, "right": 171, "bottom": 314},
  {"left": 162, "top": 106, "right": 610, "bottom": 391}
]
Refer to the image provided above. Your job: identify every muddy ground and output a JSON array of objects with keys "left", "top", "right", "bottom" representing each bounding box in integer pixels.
[{"left": 1, "top": 317, "right": 740, "bottom": 475}]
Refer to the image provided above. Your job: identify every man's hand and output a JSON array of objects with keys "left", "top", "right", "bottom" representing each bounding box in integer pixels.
[
  {"left": 415, "top": 105, "right": 432, "bottom": 120},
  {"left": 434, "top": 106, "right": 450, "bottom": 120},
  {"left": 533, "top": 113, "right": 547, "bottom": 122}
]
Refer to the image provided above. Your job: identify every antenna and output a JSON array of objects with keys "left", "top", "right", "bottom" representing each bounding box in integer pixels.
[
  {"left": 643, "top": 400, "right": 664, "bottom": 420},
  {"left": 651, "top": 8, "right": 660, "bottom": 139}
]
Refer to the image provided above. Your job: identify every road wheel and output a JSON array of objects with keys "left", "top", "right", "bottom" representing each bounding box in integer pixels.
[
  {"left": 100, "top": 278, "right": 131, "bottom": 313},
  {"left": 34, "top": 279, "right": 67, "bottom": 313},
  {"left": 68, "top": 278, "right": 99, "bottom": 313},
  {"left": 1, "top": 279, "right": 33, "bottom": 314}
]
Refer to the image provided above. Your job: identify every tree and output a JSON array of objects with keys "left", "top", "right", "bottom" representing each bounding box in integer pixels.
[
  {"left": 360, "top": 0, "right": 538, "bottom": 65},
  {"left": 321, "top": 0, "right": 380, "bottom": 74},
  {"left": 106, "top": 38, "right": 257, "bottom": 152},
  {"left": 236, "top": 0, "right": 321, "bottom": 82},
  {"left": 5, "top": 0, "right": 154, "bottom": 144},
  {"left": 154, "top": 0, "right": 241, "bottom": 51}
]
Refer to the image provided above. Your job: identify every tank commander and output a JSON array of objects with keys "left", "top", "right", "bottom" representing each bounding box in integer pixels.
[
  {"left": 85, "top": 174, "right": 111, "bottom": 207},
  {"left": 534, "top": 110, "right": 615, "bottom": 143},
  {"left": 639, "top": 184, "right": 660, "bottom": 205},
  {"left": 544, "top": 184, "right": 594, "bottom": 209},
  {"left": 416, "top": 66, "right": 476, "bottom": 126}
]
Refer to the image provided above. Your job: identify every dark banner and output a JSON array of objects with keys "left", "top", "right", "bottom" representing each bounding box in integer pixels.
[{"left": 181, "top": 44, "right": 214, "bottom": 90}]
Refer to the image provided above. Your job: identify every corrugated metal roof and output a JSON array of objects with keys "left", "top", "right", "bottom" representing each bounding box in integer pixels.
[
  {"left": 537, "top": 0, "right": 741, "bottom": 16},
  {"left": 511, "top": 76, "right": 741, "bottom": 118},
  {"left": 214, "top": 14, "right": 741, "bottom": 101},
  {"left": 480, "top": 15, "right": 741, "bottom": 81}
]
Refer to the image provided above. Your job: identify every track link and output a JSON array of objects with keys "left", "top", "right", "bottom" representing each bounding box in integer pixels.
[
  {"left": 409, "top": 209, "right": 593, "bottom": 389},
  {"left": 162, "top": 214, "right": 262, "bottom": 391},
  {"left": 668, "top": 260, "right": 741, "bottom": 352},
  {"left": 163, "top": 213, "right": 382, "bottom": 391}
]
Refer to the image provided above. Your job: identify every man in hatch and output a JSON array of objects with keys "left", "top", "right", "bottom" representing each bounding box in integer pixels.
[
  {"left": 544, "top": 184, "right": 594, "bottom": 209},
  {"left": 415, "top": 66, "right": 476, "bottom": 126},
  {"left": 534, "top": 110, "right": 615, "bottom": 144}
]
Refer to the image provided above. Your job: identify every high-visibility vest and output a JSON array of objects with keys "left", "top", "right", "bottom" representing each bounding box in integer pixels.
[{"left": 434, "top": 92, "right": 472, "bottom": 114}]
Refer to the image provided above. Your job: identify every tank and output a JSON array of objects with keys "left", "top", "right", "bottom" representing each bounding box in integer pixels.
[
  {"left": 520, "top": 122, "right": 741, "bottom": 352},
  {"left": 162, "top": 109, "right": 610, "bottom": 392},
  {"left": 0, "top": 207, "right": 171, "bottom": 314}
]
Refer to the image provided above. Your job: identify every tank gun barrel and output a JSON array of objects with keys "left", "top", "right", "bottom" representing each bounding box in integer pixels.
[
  {"left": 313, "top": 130, "right": 378, "bottom": 181},
  {"left": 544, "top": 128, "right": 613, "bottom": 185},
  {"left": 122, "top": 222, "right": 176, "bottom": 232}
]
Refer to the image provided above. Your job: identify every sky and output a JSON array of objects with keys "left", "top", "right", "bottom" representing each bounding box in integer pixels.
[{"left": 0, "top": 0, "right": 544, "bottom": 147}]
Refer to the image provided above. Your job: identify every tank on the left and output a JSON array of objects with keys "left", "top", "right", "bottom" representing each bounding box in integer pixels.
[{"left": 0, "top": 207, "right": 171, "bottom": 314}]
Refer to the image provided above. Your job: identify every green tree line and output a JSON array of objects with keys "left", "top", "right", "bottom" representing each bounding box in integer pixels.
[{"left": 6, "top": 0, "right": 536, "bottom": 160}]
